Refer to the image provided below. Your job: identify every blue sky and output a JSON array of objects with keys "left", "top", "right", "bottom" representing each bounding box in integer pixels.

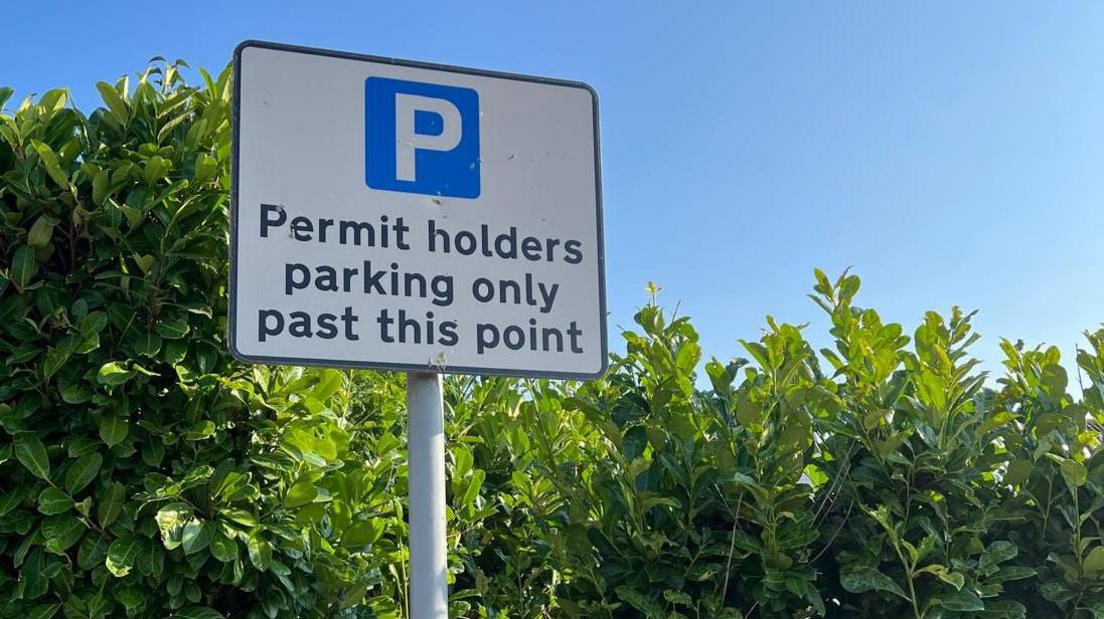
[{"left": 4, "top": 2, "right": 1103, "bottom": 377}]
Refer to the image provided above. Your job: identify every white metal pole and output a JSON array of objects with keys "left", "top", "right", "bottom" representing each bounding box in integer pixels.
[{"left": 406, "top": 372, "right": 448, "bottom": 618}]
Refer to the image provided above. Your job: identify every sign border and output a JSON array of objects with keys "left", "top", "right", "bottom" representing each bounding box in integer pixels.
[{"left": 229, "top": 39, "right": 608, "bottom": 380}]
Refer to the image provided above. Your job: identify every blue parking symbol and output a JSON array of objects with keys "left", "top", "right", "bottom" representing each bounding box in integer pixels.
[{"left": 365, "top": 77, "right": 480, "bottom": 199}]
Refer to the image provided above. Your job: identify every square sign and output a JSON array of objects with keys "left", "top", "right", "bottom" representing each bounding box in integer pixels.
[{"left": 230, "top": 41, "right": 606, "bottom": 379}]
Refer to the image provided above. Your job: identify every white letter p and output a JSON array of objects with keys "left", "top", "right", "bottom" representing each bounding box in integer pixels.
[{"left": 394, "top": 93, "right": 463, "bottom": 183}]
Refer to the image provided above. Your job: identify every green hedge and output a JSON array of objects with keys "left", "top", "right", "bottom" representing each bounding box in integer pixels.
[
  {"left": 1, "top": 61, "right": 1102, "bottom": 618},
  {"left": 0, "top": 62, "right": 403, "bottom": 618}
]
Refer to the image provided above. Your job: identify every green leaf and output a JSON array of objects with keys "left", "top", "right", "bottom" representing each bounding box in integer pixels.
[
  {"left": 936, "top": 589, "right": 985, "bottom": 612},
  {"left": 157, "top": 110, "right": 191, "bottom": 143},
  {"left": 184, "top": 420, "right": 215, "bottom": 441},
  {"left": 28, "top": 603, "right": 60, "bottom": 619},
  {"left": 142, "top": 155, "right": 172, "bottom": 184},
  {"left": 65, "top": 452, "right": 103, "bottom": 494},
  {"left": 79, "top": 311, "right": 109, "bottom": 336},
  {"left": 137, "top": 543, "right": 164, "bottom": 578},
  {"left": 11, "top": 246, "right": 39, "bottom": 289},
  {"left": 992, "top": 565, "right": 1036, "bottom": 583},
  {"left": 105, "top": 537, "right": 142, "bottom": 577},
  {"left": 20, "top": 548, "right": 47, "bottom": 599},
  {"left": 60, "top": 382, "right": 92, "bottom": 404},
  {"left": 30, "top": 140, "right": 69, "bottom": 187},
  {"left": 98, "top": 416, "right": 129, "bottom": 447},
  {"left": 156, "top": 317, "right": 190, "bottom": 339},
  {"left": 342, "top": 519, "right": 383, "bottom": 547},
  {"left": 74, "top": 496, "right": 91, "bottom": 517},
  {"left": 311, "top": 368, "right": 345, "bottom": 401},
  {"left": 96, "top": 362, "right": 135, "bottom": 387},
  {"left": 174, "top": 607, "right": 224, "bottom": 619},
  {"left": 0, "top": 488, "right": 27, "bottom": 516},
  {"left": 1041, "top": 363, "right": 1068, "bottom": 395},
  {"left": 937, "top": 570, "right": 965, "bottom": 591},
  {"left": 1082, "top": 599, "right": 1104, "bottom": 619},
  {"left": 96, "top": 81, "right": 129, "bottom": 125},
  {"left": 114, "top": 587, "right": 145, "bottom": 611},
  {"left": 985, "top": 540, "right": 1019, "bottom": 565},
  {"left": 97, "top": 482, "right": 126, "bottom": 527},
  {"left": 15, "top": 434, "right": 50, "bottom": 480},
  {"left": 220, "top": 508, "right": 257, "bottom": 527},
  {"left": 135, "top": 253, "right": 155, "bottom": 274},
  {"left": 1004, "top": 459, "right": 1032, "bottom": 485},
  {"left": 461, "top": 469, "right": 485, "bottom": 507},
  {"left": 735, "top": 394, "right": 761, "bottom": 426},
  {"left": 141, "top": 440, "right": 165, "bottom": 467},
  {"left": 615, "top": 585, "right": 664, "bottom": 615},
  {"left": 840, "top": 567, "right": 909, "bottom": 600},
  {"left": 129, "top": 331, "right": 162, "bottom": 357},
  {"left": 42, "top": 345, "right": 72, "bottom": 381},
  {"left": 92, "top": 170, "right": 111, "bottom": 205},
  {"left": 1085, "top": 546, "right": 1104, "bottom": 574},
  {"left": 194, "top": 154, "right": 218, "bottom": 183},
  {"left": 38, "top": 88, "right": 69, "bottom": 113},
  {"left": 27, "top": 215, "right": 59, "bottom": 248},
  {"left": 42, "top": 513, "right": 85, "bottom": 553},
  {"left": 1040, "top": 579, "right": 1076, "bottom": 603},
  {"left": 155, "top": 503, "right": 192, "bottom": 550},
  {"left": 77, "top": 535, "right": 110, "bottom": 570},
  {"left": 663, "top": 589, "right": 693, "bottom": 607},
  {"left": 1061, "top": 459, "right": 1088, "bottom": 489},
  {"left": 181, "top": 520, "right": 213, "bottom": 555},
  {"left": 246, "top": 531, "right": 272, "bottom": 570},
  {"left": 210, "top": 532, "right": 237, "bottom": 563},
  {"left": 284, "top": 479, "right": 317, "bottom": 508},
  {"left": 37, "top": 487, "right": 73, "bottom": 515}
]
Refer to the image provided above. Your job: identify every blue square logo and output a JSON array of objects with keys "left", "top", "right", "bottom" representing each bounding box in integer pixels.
[{"left": 365, "top": 77, "right": 480, "bottom": 199}]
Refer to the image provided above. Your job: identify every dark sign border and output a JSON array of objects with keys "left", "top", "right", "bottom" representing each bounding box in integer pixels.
[{"left": 229, "top": 40, "right": 607, "bottom": 380}]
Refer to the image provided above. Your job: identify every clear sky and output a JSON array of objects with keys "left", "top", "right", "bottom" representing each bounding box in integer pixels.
[{"left": 4, "top": 2, "right": 1103, "bottom": 376}]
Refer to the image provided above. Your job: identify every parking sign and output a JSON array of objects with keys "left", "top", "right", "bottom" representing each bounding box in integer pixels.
[{"left": 231, "top": 41, "right": 606, "bottom": 379}]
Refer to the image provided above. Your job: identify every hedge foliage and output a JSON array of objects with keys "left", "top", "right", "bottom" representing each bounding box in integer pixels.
[{"left": 1, "top": 60, "right": 1103, "bottom": 618}]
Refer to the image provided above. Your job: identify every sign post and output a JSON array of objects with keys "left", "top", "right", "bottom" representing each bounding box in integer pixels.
[
  {"left": 231, "top": 40, "right": 604, "bottom": 617},
  {"left": 406, "top": 372, "right": 448, "bottom": 616}
]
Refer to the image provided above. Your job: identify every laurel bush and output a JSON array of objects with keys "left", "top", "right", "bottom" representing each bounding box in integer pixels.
[
  {"left": 1, "top": 60, "right": 1101, "bottom": 618},
  {"left": 0, "top": 60, "right": 463, "bottom": 618}
]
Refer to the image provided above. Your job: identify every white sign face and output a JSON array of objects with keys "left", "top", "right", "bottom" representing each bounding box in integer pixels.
[{"left": 230, "top": 41, "right": 606, "bottom": 379}]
